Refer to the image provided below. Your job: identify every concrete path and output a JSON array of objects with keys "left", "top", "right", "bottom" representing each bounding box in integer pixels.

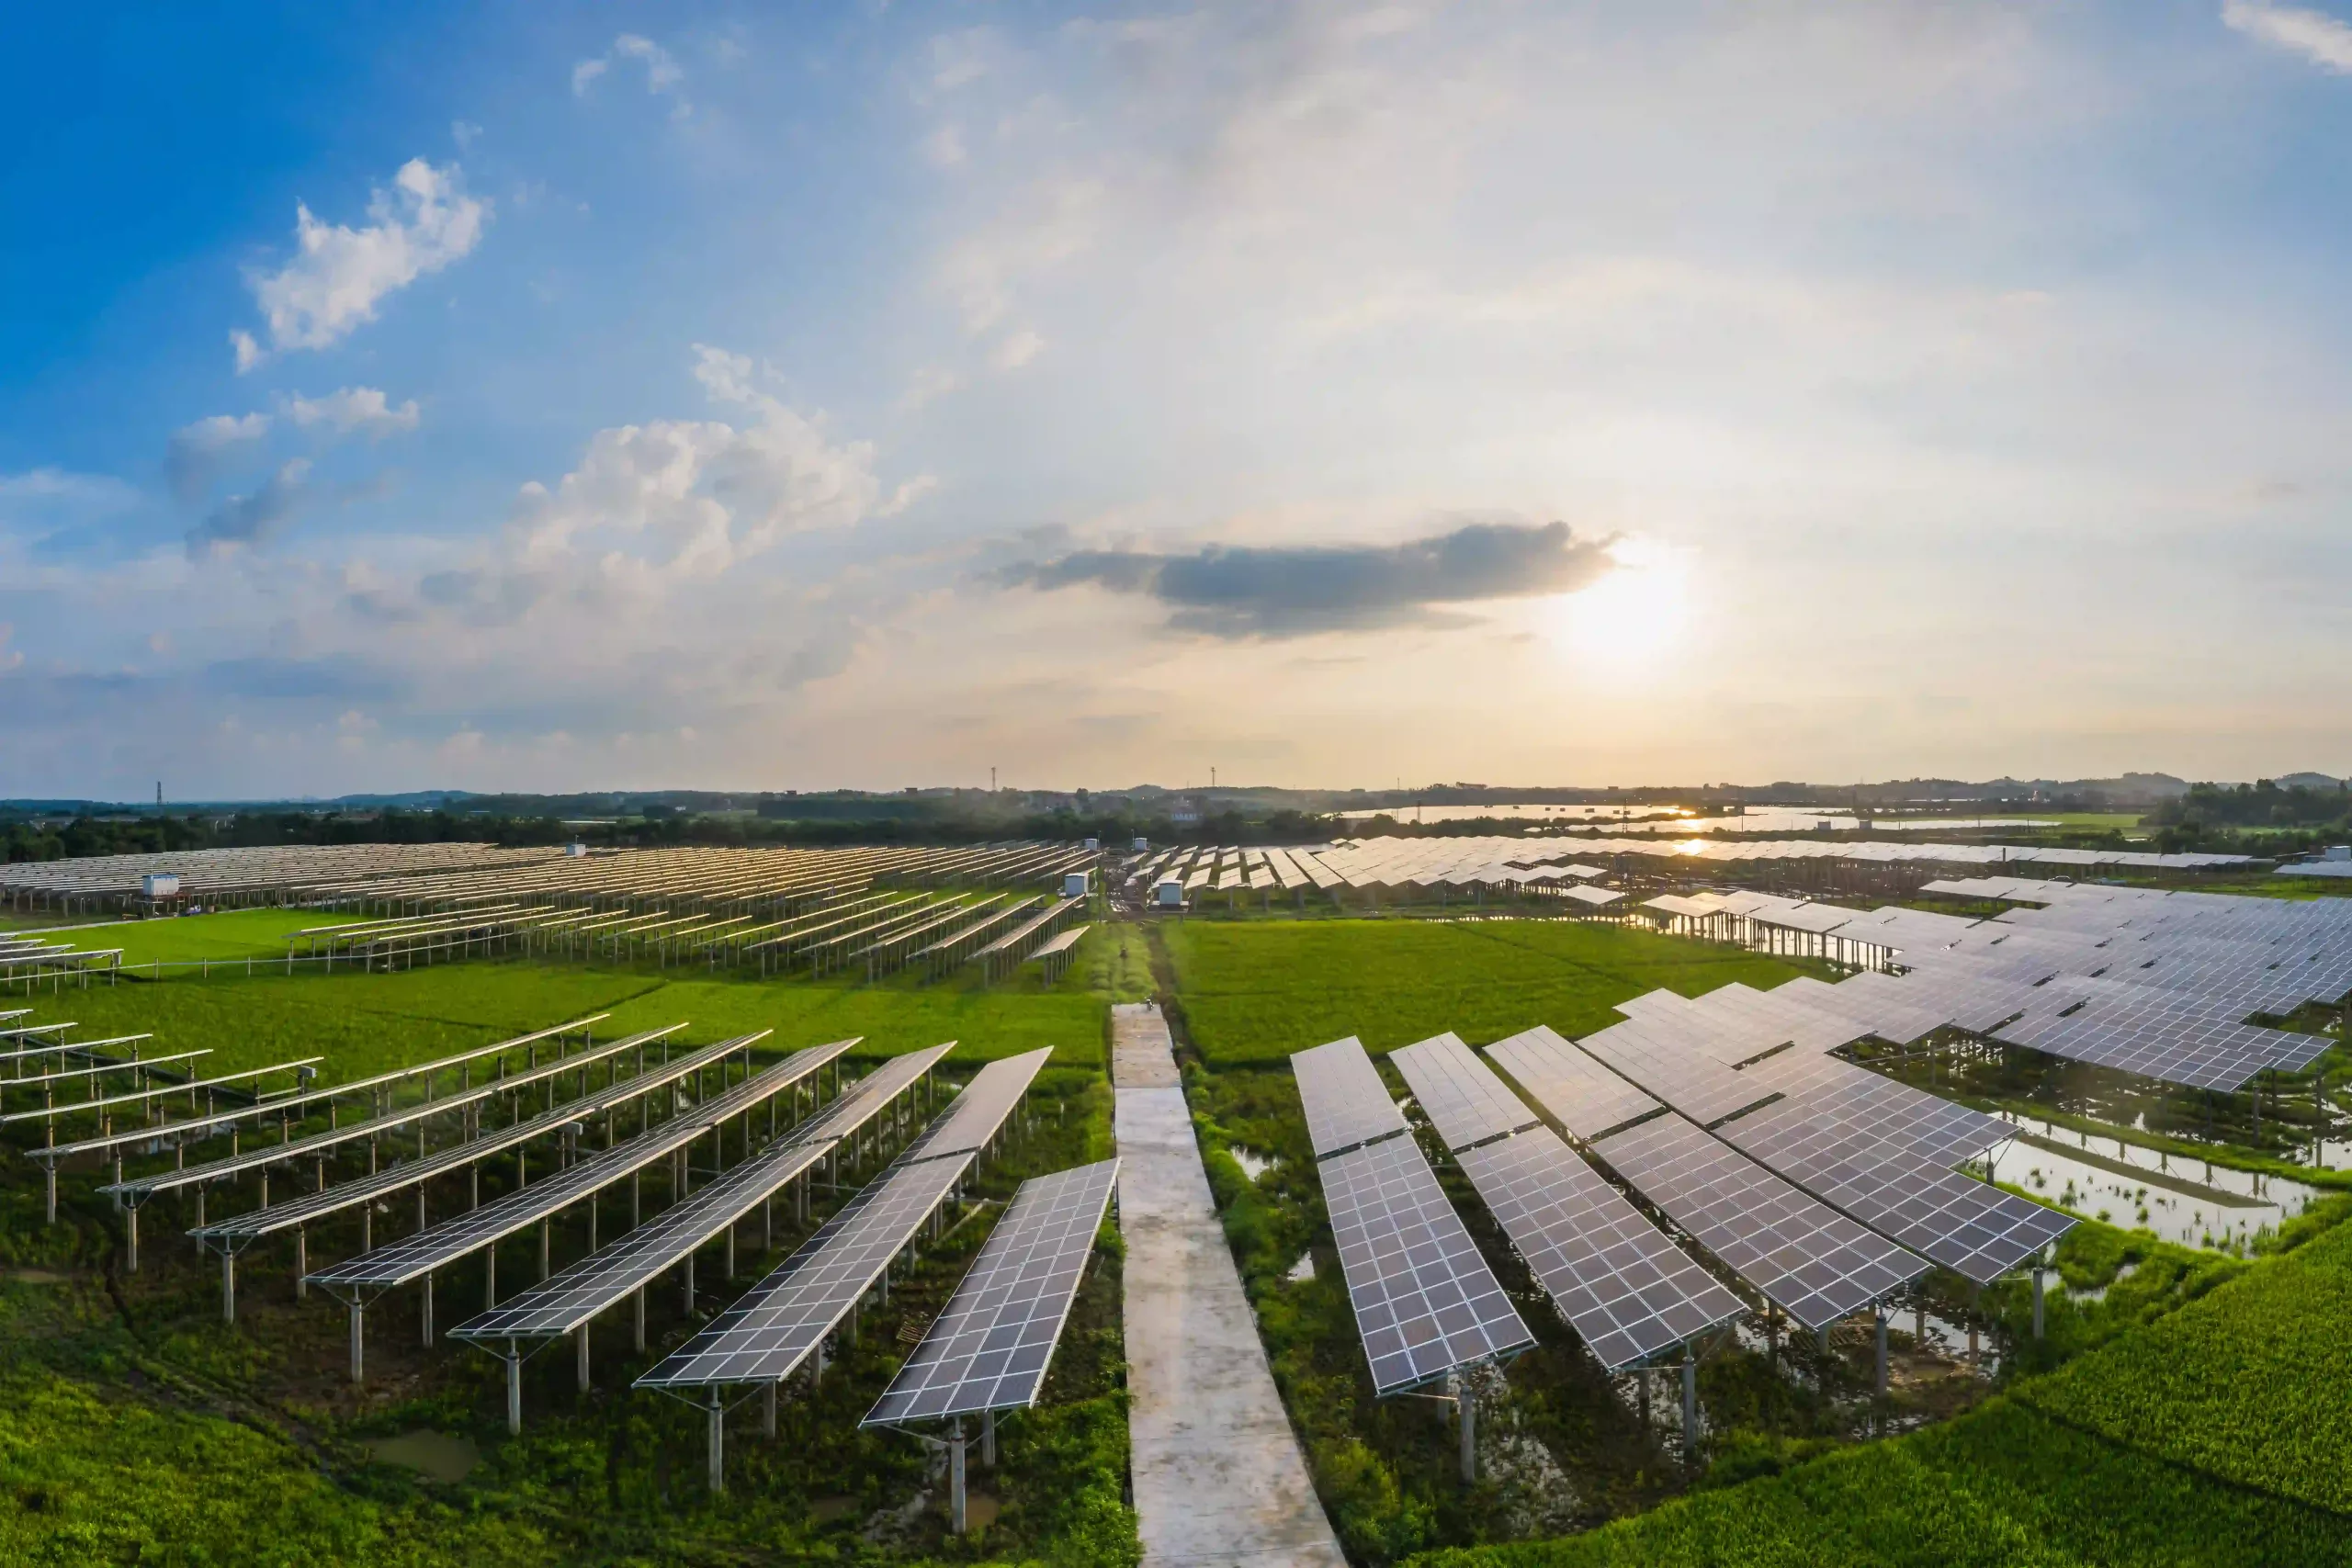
[{"left": 1114, "top": 1002, "right": 1348, "bottom": 1568}]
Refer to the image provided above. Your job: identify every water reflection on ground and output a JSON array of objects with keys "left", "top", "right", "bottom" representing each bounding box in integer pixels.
[{"left": 1990, "top": 1112, "right": 2325, "bottom": 1251}]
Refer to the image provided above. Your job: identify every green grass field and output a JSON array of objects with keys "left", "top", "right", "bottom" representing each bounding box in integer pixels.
[
  {"left": 32, "top": 927, "right": 1119, "bottom": 1086},
  {"left": 1161, "top": 918, "right": 1824, "bottom": 1066},
  {"left": 20, "top": 906, "right": 369, "bottom": 965},
  {"left": 0, "top": 924, "right": 1138, "bottom": 1566},
  {"left": 10, "top": 909, "right": 2352, "bottom": 1564}
]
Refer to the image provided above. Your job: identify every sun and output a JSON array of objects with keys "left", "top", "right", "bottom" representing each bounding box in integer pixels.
[{"left": 1542, "top": 537, "right": 1692, "bottom": 668}]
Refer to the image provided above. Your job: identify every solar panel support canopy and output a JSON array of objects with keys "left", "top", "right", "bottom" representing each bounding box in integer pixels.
[
  {"left": 632, "top": 1048, "right": 1055, "bottom": 1493},
  {"left": 446, "top": 1043, "right": 961, "bottom": 1433}
]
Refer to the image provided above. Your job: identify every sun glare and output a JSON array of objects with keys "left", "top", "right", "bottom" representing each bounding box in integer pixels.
[{"left": 1545, "top": 537, "right": 1692, "bottom": 668}]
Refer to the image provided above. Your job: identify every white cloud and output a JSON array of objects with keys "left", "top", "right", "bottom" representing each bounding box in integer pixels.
[
  {"left": 489, "top": 344, "right": 887, "bottom": 595},
  {"left": 899, "top": 365, "right": 962, "bottom": 411},
  {"left": 241, "top": 159, "right": 490, "bottom": 361},
  {"left": 231, "top": 330, "right": 262, "bottom": 373},
  {"left": 452, "top": 118, "right": 482, "bottom": 149},
  {"left": 166, "top": 412, "right": 273, "bottom": 503},
  {"left": 286, "top": 387, "right": 422, "bottom": 438},
  {"left": 575, "top": 34, "right": 689, "bottom": 115},
  {"left": 991, "top": 328, "right": 1046, "bottom": 369},
  {"left": 2222, "top": 0, "right": 2352, "bottom": 71},
  {"left": 921, "top": 124, "right": 968, "bottom": 168},
  {"left": 878, "top": 474, "right": 941, "bottom": 515}
]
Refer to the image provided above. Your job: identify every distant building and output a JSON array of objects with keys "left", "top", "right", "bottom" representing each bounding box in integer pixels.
[{"left": 1170, "top": 796, "right": 1204, "bottom": 827}]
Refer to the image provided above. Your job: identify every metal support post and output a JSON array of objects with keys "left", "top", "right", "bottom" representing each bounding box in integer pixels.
[
  {"left": 349, "top": 1300, "right": 366, "bottom": 1384},
  {"left": 506, "top": 1345, "right": 523, "bottom": 1435},
  {"left": 950, "top": 1422, "right": 967, "bottom": 1533},
  {"left": 1874, "top": 1307, "right": 1889, "bottom": 1397},
  {"left": 2032, "top": 1268, "right": 2045, "bottom": 1340},
  {"left": 685, "top": 1250, "right": 695, "bottom": 1314},
  {"left": 126, "top": 1205, "right": 140, "bottom": 1274},
  {"left": 982, "top": 1407, "right": 996, "bottom": 1467},
  {"left": 1458, "top": 1371, "right": 1476, "bottom": 1483},
  {"left": 1681, "top": 1350, "right": 1697, "bottom": 1457},
  {"left": 292, "top": 1225, "right": 305, "bottom": 1297},
  {"left": 707, "top": 1393, "right": 726, "bottom": 1495},
  {"left": 222, "top": 1250, "right": 237, "bottom": 1324},
  {"left": 422, "top": 1274, "right": 434, "bottom": 1347},
  {"left": 633, "top": 1287, "right": 646, "bottom": 1351},
  {"left": 538, "top": 1219, "right": 550, "bottom": 1281},
  {"left": 763, "top": 1381, "right": 778, "bottom": 1439},
  {"left": 576, "top": 1326, "right": 590, "bottom": 1393}
]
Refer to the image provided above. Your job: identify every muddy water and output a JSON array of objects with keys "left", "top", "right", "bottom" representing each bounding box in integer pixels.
[{"left": 1988, "top": 1112, "right": 2325, "bottom": 1251}]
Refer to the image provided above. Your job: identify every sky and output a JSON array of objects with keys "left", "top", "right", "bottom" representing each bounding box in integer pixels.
[{"left": 7, "top": 1, "right": 2352, "bottom": 799}]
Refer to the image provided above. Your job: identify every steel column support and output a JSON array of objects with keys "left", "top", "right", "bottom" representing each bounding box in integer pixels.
[
  {"left": 348, "top": 1300, "right": 365, "bottom": 1385},
  {"left": 1682, "top": 1350, "right": 1698, "bottom": 1457},
  {"left": 950, "top": 1425, "right": 967, "bottom": 1533},
  {"left": 707, "top": 1393, "right": 726, "bottom": 1495},
  {"left": 506, "top": 1344, "right": 523, "bottom": 1435}
]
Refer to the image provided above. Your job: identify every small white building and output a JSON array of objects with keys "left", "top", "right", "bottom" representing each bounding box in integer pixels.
[
  {"left": 141, "top": 873, "right": 180, "bottom": 898},
  {"left": 1131, "top": 836, "right": 1149, "bottom": 852},
  {"left": 1153, "top": 878, "right": 1185, "bottom": 908},
  {"left": 1083, "top": 837, "right": 1100, "bottom": 852},
  {"left": 566, "top": 841, "right": 590, "bottom": 857},
  {"left": 1062, "top": 871, "right": 1091, "bottom": 898}
]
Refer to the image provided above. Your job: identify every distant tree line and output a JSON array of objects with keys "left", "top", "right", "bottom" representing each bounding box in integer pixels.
[{"left": 0, "top": 803, "right": 1341, "bottom": 864}]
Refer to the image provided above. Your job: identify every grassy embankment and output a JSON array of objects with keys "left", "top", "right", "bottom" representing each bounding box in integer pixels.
[{"left": 0, "top": 925, "right": 1140, "bottom": 1565}]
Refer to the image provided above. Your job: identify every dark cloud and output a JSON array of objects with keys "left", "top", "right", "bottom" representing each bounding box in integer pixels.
[
  {"left": 187, "top": 459, "right": 310, "bottom": 555},
  {"left": 999, "top": 519, "right": 1614, "bottom": 637}
]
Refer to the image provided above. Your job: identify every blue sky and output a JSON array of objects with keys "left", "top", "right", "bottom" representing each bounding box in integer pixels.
[{"left": 6, "top": 1, "right": 2352, "bottom": 798}]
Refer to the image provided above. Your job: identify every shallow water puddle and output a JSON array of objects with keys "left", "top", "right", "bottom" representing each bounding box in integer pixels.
[{"left": 1988, "top": 1114, "right": 2322, "bottom": 1251}]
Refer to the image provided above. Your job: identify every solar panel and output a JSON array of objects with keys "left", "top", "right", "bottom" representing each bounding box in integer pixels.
[
  {"left": 1572, "top": 1017, "right": 1781, "bottom": 1128},
  {"left": 1592, "top": 1113, "right": 1926, "bottom": 1330},
  {"left": 1454, "top": 1127, "right": 1742, "bottom": 1370},
  {"left": 307, "top": 1037, "right": 855, "bottom": 1288},
  {"left": 863, "top": 1158, "right": 1119, "bottom": 1426},
  {"left": 1483, "top": 1024, "right": 1660, "bottom": 1142},
  {"left": 1318, "top": 1134, "right": 1534, "bottom": 1394},
  {"left": 639, "top": 1155, "right": 971, "bottom": 1388},
  {"left": 1390, "top": 1033, "right": 1541, "bottom": 1151},
  {"left": 448, "top": 1043, "right": 953, "bottom": 1343},
  {"left": 1291, "top": 1036, "right": 1409, "bottom": 1157},
  {"left": 96, "top": 1022, "right": 689, "bottom": 1198},
  {"left": 1713, "top": 1106, "right": 2071, "bottom": 1284},
  {"left": 638, "top": 1048, "right": 1052, "bottom": 1391},
  {"left": 207, "top": 1031, "right": 776, "bottom": 1245},
  {"left": 896, "top": 1048, "right": 1054, "bottom": 1163}
]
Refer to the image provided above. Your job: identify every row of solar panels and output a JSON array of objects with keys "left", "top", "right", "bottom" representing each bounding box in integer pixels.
[
  {"left": 1292, "top": 1005, "right": 2075, "bottom": 1397},
  {"left": 1648, "top": 886, "right": 2343, "bottom": 1092}
]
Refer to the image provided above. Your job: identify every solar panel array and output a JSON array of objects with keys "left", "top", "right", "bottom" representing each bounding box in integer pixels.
[
  {"left": 205, "top": 1031, "right": 766, "bottom": 1246},
  {"left": 1389, "top": 1033, "right": 1541, "bottom": 1151},
  {"left": 1457, "top": 1127, "right": 1743, "bottom": 1370},
  {"left": 1714, "top": 1101, "right": 2070, "bottom": 1284},
  {"left": 1572, "top": 1016, "right": 1781, "bottom": 1128},
  {"left": 309, "top": 1036, "right": 854, "bottom": 1290},
  {"left": 638, "top": 1049, "right": 1051, "bottom": 1391},
  {"left": 450, "top": 1043, "right": 954, "bottom": 1343},
  {"left": 1592, "top": 1112, "right": 1927, "bottom": 1331},
  {"left": 864, "top": 1158, "right": 1119, "bottom": 1426},
  {"left": 1484, "top": 1024, "right": 1661, "bottom": 1141},
  {"left": 1293, "top": 1036, "right": 1411, "bottom": 1156},
  {"left": 1318, "top": 1134, "right": 1537, "bottom": 1393},
  {"left": 639, "top": 1154, "right": 973, "bottom": 1388},
  {"left": 895, "top": 1048, "right": 1055, "bottom": 1164}
]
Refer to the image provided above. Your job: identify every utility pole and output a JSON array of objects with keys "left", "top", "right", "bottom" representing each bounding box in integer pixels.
[{"left": 990, "top": 766, "right": 997, "bottom": 793}]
